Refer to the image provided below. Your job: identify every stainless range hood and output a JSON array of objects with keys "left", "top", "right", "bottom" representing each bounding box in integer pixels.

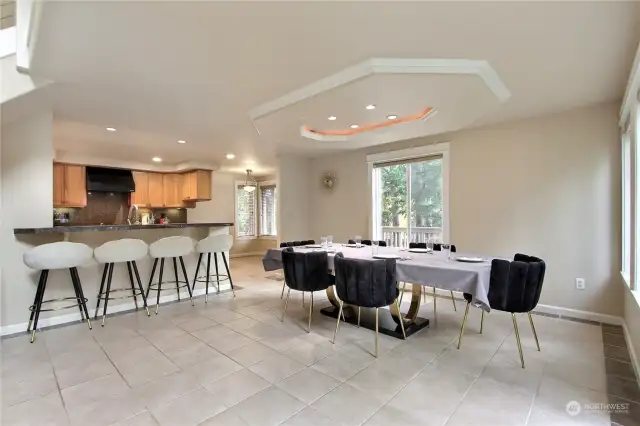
[{"left": 86, "top": 167, "right": 135, "bottom": 193}]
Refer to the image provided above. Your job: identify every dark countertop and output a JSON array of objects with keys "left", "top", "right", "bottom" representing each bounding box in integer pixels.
[{"left": 14, "top": 223, "right": 234, "bottom": 235}]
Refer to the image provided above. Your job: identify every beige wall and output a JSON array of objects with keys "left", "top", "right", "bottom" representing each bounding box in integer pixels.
[
  {"left": 277, "top": 155, "right": 311, "bottom": 242},
  {"left": 309, "top": 102, "right": 623, "bottom": 316},
  {"left": 188, "top": 170, "right": 277, "bottom": 256}
]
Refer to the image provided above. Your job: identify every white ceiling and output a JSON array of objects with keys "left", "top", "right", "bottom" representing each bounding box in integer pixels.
[{"left": 26, "top": 1, "right": 640, "bottom": 173}]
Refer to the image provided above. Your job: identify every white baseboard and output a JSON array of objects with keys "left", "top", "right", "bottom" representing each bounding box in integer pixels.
[
  {"left": 0, "top": 285, "right": 232, "bottom": 337},
  {"left": 534, "top": 304, "right": 624, "bottom": 325},
  {"left": 230, "top": 252, "right": 264, "bottom": 259}
]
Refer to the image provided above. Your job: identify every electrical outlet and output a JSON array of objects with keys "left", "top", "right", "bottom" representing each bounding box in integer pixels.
[{"left": 575, "top": 278, "right": 586, "bottom": 290}]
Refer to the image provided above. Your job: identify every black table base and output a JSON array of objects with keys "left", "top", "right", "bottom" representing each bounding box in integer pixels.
[{"left": 320, "top": 305, "right": 430, "bottom": 339}]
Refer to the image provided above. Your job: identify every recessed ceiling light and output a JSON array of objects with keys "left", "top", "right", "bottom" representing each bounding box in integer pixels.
[
  {"left": 106, "top": 127, "right": 116, "bottom": 132},
  {"left": 177, "top": 140, "right": 186, "bottom": 144},
  {"left": 226, "top": 153, "right": 236, "bottom": 159},
  {"left": 152, "top": 157, "right": 162, "bottom": 162},
  {"left": 350, "top": 124, "right": 359, "bottom": 129},
  {"left": 328, "top": 116, "right": 337, "bottom": 121},
  {"left": 387, "top": 115, "right": 398, "bottom": 120},
  {"left": 365, "top": 104, "right": 376, "bottom": 110}
]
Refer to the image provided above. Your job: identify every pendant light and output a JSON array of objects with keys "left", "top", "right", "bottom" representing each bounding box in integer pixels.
[{"left": 243, "top": 169, "right": 257, "bottom": 192}]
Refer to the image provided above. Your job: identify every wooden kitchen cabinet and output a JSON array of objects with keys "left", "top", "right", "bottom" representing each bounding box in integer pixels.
[
  {"left": 162, "top": 173, "right": 183, "bottom": 207},
  {"left": 182, "top": 170, "right": 212, "bottom": 201},
  {"left": 148, "top": 172, "right": 164, "bottom": 208},
  {"left": 53, "top": 163, "right": 87, "bottom": 208},
  {"left": 131, "top": 171, "right": 150, "bottom": 206}
]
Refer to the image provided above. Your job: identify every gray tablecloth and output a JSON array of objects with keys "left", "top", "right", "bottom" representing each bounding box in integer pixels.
[{"left": 263, "top": 245, "right": 493, "bottom": 311}]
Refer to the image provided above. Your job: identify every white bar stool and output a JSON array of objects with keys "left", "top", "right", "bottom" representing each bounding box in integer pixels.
[
  {"left": 94, "top": 238, "right": 151, "bottom": 325},
  {"left": 146, "top": 236, "right": 195, "bottom": 314},
  {"left": 23, "top": 242, "right": 94, "bottom": 342},
  {"left": 192, "top": 234, "right": 236, "bottom": 302}
]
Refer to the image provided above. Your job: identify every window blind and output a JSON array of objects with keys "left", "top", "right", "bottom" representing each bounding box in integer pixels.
[
  {"left": 260, "top": 185, "right": 277, "bottom": 236},
  {"left": 373, "top": 154, "right": 443, "bottom": 169},
  {"left": 236, "top": 185, "right": 256, "bottom": 237}
]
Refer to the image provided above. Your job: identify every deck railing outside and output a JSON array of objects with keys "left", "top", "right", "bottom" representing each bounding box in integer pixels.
[{"left": 381, "top": 226, "right": 443, "bottom": 247}]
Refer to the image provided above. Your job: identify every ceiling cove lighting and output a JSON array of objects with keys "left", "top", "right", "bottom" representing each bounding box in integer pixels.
[
  {"left": 177, "top": 140, "right": 186, "bottom": 144},
  {"left": 152, "top": 157, "right": 162, "bottom": 162},
  {"left": 106, "top": 127, "right": 116, "bottom": 132},
  {"left": 226, "top": 153, "right": 235, "bottom": 159},
  {"left": 387, "top": 115, "right": 398, "bottom": 120},
  {"left": 365, "top": 104, "right": 376, "bottom": 110},
  {"left": 350, "top": 124, "right": 359, "bottom": 129},
  {"left": 243, "top": 169, "right": 257, "bottom": 192},
  {"left": 328, "top": 116, "right": 337, "bottom": 121}
]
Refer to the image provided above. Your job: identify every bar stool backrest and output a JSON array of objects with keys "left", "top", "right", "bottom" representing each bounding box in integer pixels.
[
  {"left": 23, "top": 242, "right": 93, "bottom": 270},
  {"left": 149, "top": 236, "right": 194, "bottom": 258},
  {"left": 196, "top": 234, "right": 233, "bottom": 253},
  {"left": 94, "top": 239, "right": 148, "bottom": 263}
]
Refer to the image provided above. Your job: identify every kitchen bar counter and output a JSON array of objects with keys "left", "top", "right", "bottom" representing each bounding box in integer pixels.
[{"left": 14, "top": 222, "right": 234, "bottom": 235}]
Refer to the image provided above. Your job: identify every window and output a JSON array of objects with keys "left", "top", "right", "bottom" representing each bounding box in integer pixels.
[
  {"left": 236, "top": 184, "right": 257, "bottom": 238},
  {"left": 259, "top": 183, "right": 277, "bottom": 237},
  {"left": 368, "top": 144, "right": 449, "bottom": 247},
  {"left": 623, "top": 127, "right": 631, "bottom": 281}
]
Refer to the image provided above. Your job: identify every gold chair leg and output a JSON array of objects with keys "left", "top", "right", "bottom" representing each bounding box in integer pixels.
[
  {"left": 357, "top": 307, "right": 361, "bottom": 328},
  {"left": 280, "top": 282, "right": 286, "bottom": 299},
  {"left": 433, "top": 287, "right": 437, "bottom": 318},
  {"left": 332, "top": 301, "right": 343, "bottom": 344},
  {"left": 375, "top": 307, "right": 379, "bottom": 358},
  {"left": 480, "top": 310, "right": 484, "bottom": 334},
  {"left": 512, "top": 313, "right": 525, "bottom": 369},
  {"left": 399, "top": 282, "right": 407, "bottom": 305},
  {"left": 528, "top": 312, "right": 540, "bottom": 351},
  {"left": 457, "top": 302, "right": 470, "bottom": 349},
  {"left": 450, "top": 291, "right": 457, "bottom": 311},
  {"left": 395, "top": 299, "right": 407, "bottom": 339},
  {"left": 307, "top": 292, "right": 313, "bottom": 333},
  {"left": 302, "top": 291, "right": 305, "bottom": 307},
  {"left": 423, "top": 286, "right": 427, "bottom": 303},
  {"left": 281, "top": 288, "right": 291, "bottom": 322}
]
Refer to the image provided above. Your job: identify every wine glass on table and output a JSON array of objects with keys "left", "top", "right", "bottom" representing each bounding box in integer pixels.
[{"left": 354, "top": 235, "right": 362, "bottom": 248}]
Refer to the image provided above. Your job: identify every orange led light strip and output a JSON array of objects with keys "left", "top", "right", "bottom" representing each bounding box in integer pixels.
[{"left": 304, "top": 107, "right": 435, "bottom": 136}]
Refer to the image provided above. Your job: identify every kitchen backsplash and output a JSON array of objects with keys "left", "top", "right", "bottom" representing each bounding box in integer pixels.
[{"left": 54, "top": 192, "right": 187, "bottom": 226}]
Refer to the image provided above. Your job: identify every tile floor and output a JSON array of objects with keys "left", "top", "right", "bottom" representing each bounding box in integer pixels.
[{"left": 1, "top": 257, "right": 639, "bottom": 426}]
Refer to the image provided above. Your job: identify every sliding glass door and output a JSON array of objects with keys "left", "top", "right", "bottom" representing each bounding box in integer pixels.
[{"left": 372, "top": 156, "right": 444, "bottom": 247}]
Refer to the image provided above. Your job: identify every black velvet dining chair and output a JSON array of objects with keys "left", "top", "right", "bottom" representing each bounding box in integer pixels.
[
  {"left": 404, "top": 243, "right": 458, "bottom": 314},
  {"left": 347, "top": 239, "right": 387, "bottom": 247},
  {"left": 332, "top": 253, "right": 406, "bottom": 357},
  {"left": 278, "top": 240, "right": 315, "bottom": 299},
  {"left": 281, "top": 248, "right": 334, "bottom": 332},
  {"left": 457, "top": 253, "right": 546, "bottom": 369}
]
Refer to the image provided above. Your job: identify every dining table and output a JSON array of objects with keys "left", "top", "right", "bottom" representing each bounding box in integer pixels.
[{"left": 263, "top": 243, "right": 495, "bottom": 339}]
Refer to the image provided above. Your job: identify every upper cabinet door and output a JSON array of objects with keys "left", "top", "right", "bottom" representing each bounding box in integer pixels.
[
  {"left": 182, "top": 170, "right": 211, "bottom": 201},
  {"left": 53, "top": 163, "right": 65, "bottom": 207},
  {"left": 131, "top": 171, "right": 150, "bottom": 206},
  {"left": 148, "top": 173, "right": 164, "bottom": 207},
  {"left": 63, "top": 165, "right": 87, "bottom": 207},
  {"left": 162, "top": 173, "right": 183, "bottom": 207}
]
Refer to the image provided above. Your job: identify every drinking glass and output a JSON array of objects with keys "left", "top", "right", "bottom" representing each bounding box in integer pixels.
[
  {"left": 354, "top": 235, "right": 362, "bottom": 248},
  {"left": 371, "top": 240, "right": 379, "bottom": 256},
  {"left": 321, "top": 236, "right": 328, "bottom": 249},
  {"left": 426, "top": 237, "right": 434, "bottom": 252},
  {"left": 442, "top": 243, "right": 451, "bottom": 259},
  {"left": 327, "top": 235, "right": 333, "bottom": 247}
]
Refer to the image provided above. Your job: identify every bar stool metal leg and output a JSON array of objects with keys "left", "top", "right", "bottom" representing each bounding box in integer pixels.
[
  {"left": 94, "top": 264, "right": 109, "bottom": 319},
  {"left": 146, "top": 258, "right": 158, "bottom": 300},
  {"left": 30, "top": 270, "right": 49, "bottom": 343},
  {"left": 192, "top": 253, "right": 203, "bottom": 294},
  {"left": 156, "top": 258, "right": 165, "bottom": 314},
  {"left": 179, "top": 256, "right": 195, "bottom": 305},
  {"left": 102, "top": 263, "right": 114, "bottom": 326},
  {"left": 71, "top": 268, "right": 92, "bottom": 329},
  {"left": 69, "top": 269, "right": 86, "bottom": 322},
  {"left": 205, "top": 253, "right": 211, "bottom": 303},
  {"left": 172, "top": 258, "right": 181, "bottom": 301},
  {"left": 221, "top": 253, "right": 235, "bottom": 298},
  {"left": 126, "top": 262, "right": 139, "bottom": 310},
  {"left": 27, "top": 271, "right": 47, "bottom": 332},
  {"left": 214, "top": 253, "right": 221, "bottom": 294},
  {"left": 450, "top": 291, "right": 457, "bottom": 311},
  {"left": 131, "top": 261, "right": 151, "bottom": 316},
  {"left": 374, "top": 308, "right": 379, "bottom": 358}
]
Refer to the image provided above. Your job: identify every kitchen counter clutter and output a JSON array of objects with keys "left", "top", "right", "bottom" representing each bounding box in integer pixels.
[{"left": 14, "top": 222, "right": 234, "bottom": 235}]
